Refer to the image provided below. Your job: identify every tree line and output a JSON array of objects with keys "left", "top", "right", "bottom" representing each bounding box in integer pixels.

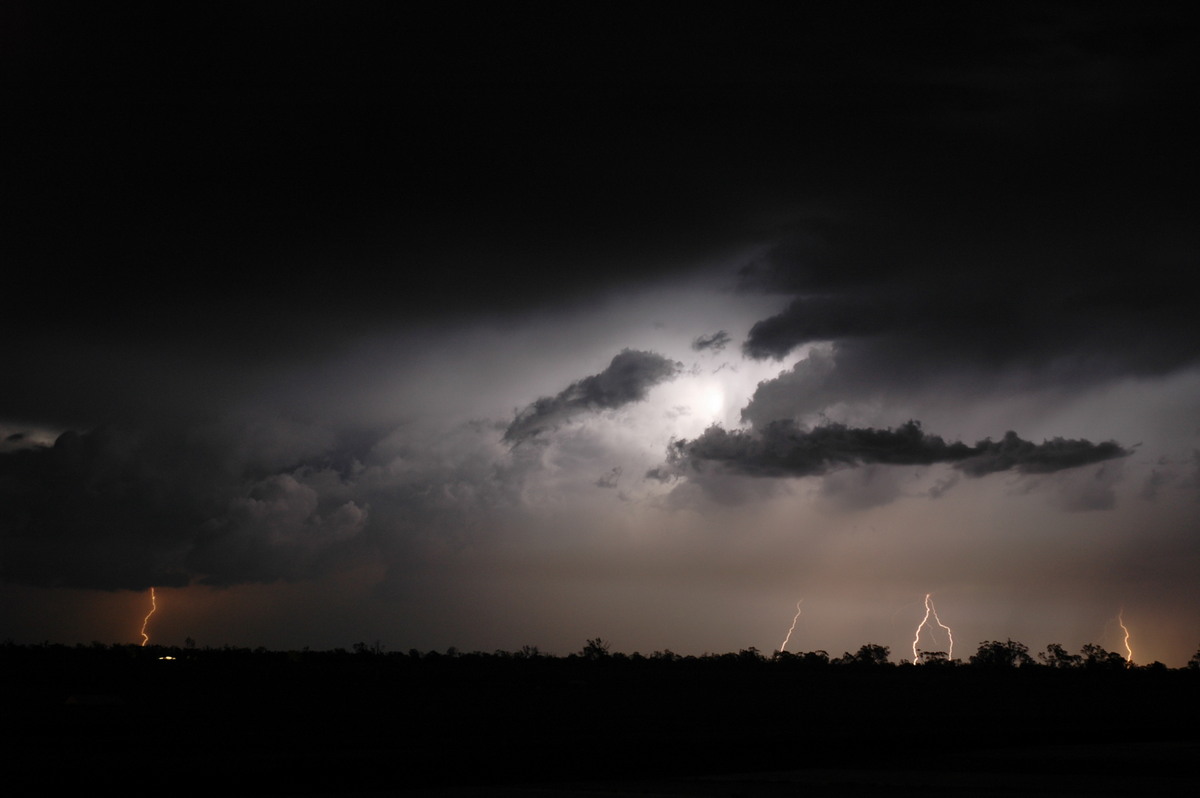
[{"left": 6, "top": 636, "right": 1199, "bottom": 671}]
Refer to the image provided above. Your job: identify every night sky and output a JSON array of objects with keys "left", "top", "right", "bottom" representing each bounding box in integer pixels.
[{"left": 3, "top": 3, "right": 1198, "bottom": 664}]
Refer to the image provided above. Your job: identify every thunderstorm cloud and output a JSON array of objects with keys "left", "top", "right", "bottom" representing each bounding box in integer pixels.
[
  {"left": 504, "top": 349, "right": 683, "bottom": 444},
  {"left": 668, "top": 420, "right": 1127, "bottom": 480},
  {"left": 0, "top": 424, "right": 369, "bottom": 590}
]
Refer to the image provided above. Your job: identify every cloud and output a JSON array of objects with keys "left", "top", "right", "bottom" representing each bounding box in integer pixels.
[
  {"left": 927, "top": 473, "right": 961, "bottom": 500},
  {"left": 957, "top": 431, "right": 1130, "bottom": 477},
  {"left": 595, "top": 466, "right": 622, "bottom": 489},
  {"left": 743, "top": 295, "right": 898, "bottom": 360},
  {"left": 737, "top": 223, "right": 1200, "bottom": 397},
  {"left": 666, "top": 420, "right": 1127, "bottom": 483},
  {"left": 691, "top": 330, "right": 731, "bottom": 352},
  {"left": 644, "top": 466, "right": 675, "bottom": 483},
  {"left": 0, "top": 423, "right": 371, "bottom": 590},
  {"left": 818, "top": 464, "right": 906, "bottom": 510},
  {"left": 0, "top": 428, "right": 197, "bottom": 590},
  {"left": 503, "top": 349, "right": 682, "bottom": 444},
  {"left": 739, "top": 347, "right": 840, "bottom": 428},
  {"left": 1052, "top": 461, "right": 1123, "bottom": 512},
  {"left": 187, "top": 473, "right": 367, "bottom": 586}
]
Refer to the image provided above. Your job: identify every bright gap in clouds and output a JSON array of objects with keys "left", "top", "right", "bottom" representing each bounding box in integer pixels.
[
  {"left": 655, "top": 355, "right": 799, "bottom": 439},
  {"left": 702, "top": 384, "right": 724, "bottom": 419}
]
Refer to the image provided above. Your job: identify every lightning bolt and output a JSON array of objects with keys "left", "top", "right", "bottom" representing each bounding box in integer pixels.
[
  {"left": 1118, "top": 608, "right": 1133, "bottom": 664},
  {"left": 140, "top": 587, "right": 156, "bottom": 647},
  {"left": 911, "top": 593, "right": 954, "bottom": 662},
  {"left": 779, "top": 599, "right": 803, "bottom": 652}
]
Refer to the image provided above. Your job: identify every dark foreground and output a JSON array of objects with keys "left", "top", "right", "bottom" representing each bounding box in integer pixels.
[{"left": 6, "top": 644, "right": 1198, "bottom": 795}]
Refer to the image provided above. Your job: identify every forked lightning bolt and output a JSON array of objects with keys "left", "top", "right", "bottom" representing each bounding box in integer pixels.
[
  {"left": 1118, "top": 609, "right": 1133, "bottom": 664},
  {"left": 912, "top": 593, "right": 954, "bottom": 662},
  {"left": 779, "top": 600, "right": 803, "bottom": 652},
  {"left": 140, "top": 587, "right": 156, "bottom": 647}
]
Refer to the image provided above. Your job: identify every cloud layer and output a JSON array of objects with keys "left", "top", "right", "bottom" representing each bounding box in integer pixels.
[
  {"left": 0, "top": 423, "right": 370, "bottom": 590},
  {"left": 668, "top": 420, "right": 1127, "bottom": 480},
  {"left": 504, "top": 349, "right": 683, "bottom": 444}
]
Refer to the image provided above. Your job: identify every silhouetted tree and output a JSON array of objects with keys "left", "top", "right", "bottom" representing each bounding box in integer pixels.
[
  {"left": 1189, "top": 647, "right": 1200, "bottom": 670},
  {"left": 738, "top": 646, "right": 765, "bottom": 664},
  {"left": 581, "top": 638, "right": 611, "bottom": 660},
  {"left": 836, "top": 643, "right": 891, "bottom": 666},
  {"left": 1080, "top": 643, "right": 1127, "bottom": 670},
  {"left": 969, "top": 639, "right": 1033, "bottom": 668},
  {"left": 799, "top": 649, "right": 830, "bottom": 667},
  {"left": 1038, "top": 643, "right": 1082, "bottom": 668}
]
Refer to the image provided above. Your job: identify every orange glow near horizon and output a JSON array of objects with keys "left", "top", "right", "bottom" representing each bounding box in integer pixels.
[
  {"left": 912, "top": 593, "right": 954, "bottom": 662},
  {"left": 140, "top": 587, "right": 156, "bottom": 647}
]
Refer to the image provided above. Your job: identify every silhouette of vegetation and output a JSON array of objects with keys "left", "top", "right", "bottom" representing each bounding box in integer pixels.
[
  {"left": 581, "top": 637, "right": 611, "bottom": 660},
  {"left": 970, "top": 638, "right": 1035, "bottom": 668},
  {"left": 4, "top": 637, "right": 1198, "bottom": 793},
  {"left": 1039, "top": 642, "right": 1082, "bottom": 668},
  {"left": 834, "top": 643, "right": 892, "bottom": 666},
  {"left": 1080, "top": 642, "right": 1129, "bottom": 670}
]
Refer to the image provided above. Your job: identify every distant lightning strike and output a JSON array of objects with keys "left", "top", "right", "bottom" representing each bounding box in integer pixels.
[
  {"left": 1118, "top": 609, "right": 1133, "bottom": 664},
  {"left": 140, "top": 587, "right": 156, "bottom": 647},
  {"left": 779, "top": 600, "right": 803, "bottom": 652},
  {"left": 912, "top": 593, "right": 954, "bottom": 662}
]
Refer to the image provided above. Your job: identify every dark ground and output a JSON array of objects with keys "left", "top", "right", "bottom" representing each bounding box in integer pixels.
[{"left": 5, "top": 645, "right": 1198, "bottom": 795}]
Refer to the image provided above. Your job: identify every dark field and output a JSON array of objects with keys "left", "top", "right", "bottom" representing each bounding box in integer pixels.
[{"left": 6, "top": 644, "right": 1198, "bottom": 795}]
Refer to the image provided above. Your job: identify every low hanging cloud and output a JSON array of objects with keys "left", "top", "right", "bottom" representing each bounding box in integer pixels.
[
  {"left": 0, "top": 413, "right": 547, "bottom": 591},
  {"left": 0, "top": 423, "right": 371, "bottom": 591},
  {"left": 666, "top": 420, "right": 1127, "bottom": 480},
  {"left": 504, "top": 349, "right": 682, "bottom": 443}
]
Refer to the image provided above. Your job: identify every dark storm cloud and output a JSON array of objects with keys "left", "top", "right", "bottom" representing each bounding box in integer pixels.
[
  {"left": 0, "top": 429, "right": 195, "bottom": 589},
  {"left": 740, "top": 347, "right": 841, "bottom": 428},
  {"left": 0, "top": 425, "right": 368, "bottom": 590},
  {"left": 729, "top": 1, "right": 1199, "bottom": 392},
  {"left": 741, "top": 274, "right": 1199, "bottom": 378},
  {"left": 504, "top": 350, "right": 682, "bottom": 444},
  {"left": 737, "top": 260, "right": 1199, "bottom": 427},
  {"left": 6, "top": 3, "right": 1195, "bottom": 436},
  {"left": 957, "top": 432, "right": 1130, "bottom": 477},
  {"left": 743, "top": 296, "right": 899, "bottom": 359},
  {"left": 692, "top": 331, "right": 732, "bottom": 353},
  {"left": 668, "top": 420, "right": 1127, "bottom": 481}
]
